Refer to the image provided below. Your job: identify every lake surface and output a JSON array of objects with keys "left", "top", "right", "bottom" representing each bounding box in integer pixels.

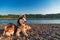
[{"left": 0, "top": 20, "right": 60, "bottom": 24}]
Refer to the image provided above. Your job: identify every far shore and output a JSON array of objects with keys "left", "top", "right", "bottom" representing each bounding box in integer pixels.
[{"left": 0, "top": 18, "right": 60, "bottom": 20}]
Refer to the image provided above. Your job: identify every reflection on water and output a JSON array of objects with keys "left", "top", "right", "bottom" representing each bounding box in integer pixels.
[{"left": 0, "top": 20, "right": 60, "bottom": 24}]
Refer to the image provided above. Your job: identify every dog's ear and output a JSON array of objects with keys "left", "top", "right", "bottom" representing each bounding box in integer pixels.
[
  {"left": 23, "top": 14, "right": 26, "bottom": 18},
  {"left": 19, "top": 14, "right": 23, "bottom": 17}
]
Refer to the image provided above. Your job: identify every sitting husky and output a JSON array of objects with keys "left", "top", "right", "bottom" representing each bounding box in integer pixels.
[
  {"left": 16, "top": 14, "right": 31, "bottom": 37},
  {"left": 3, "top": 23, "right": 15, "bottom": 36}
]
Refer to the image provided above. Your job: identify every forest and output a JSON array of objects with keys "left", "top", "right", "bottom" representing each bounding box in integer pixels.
[{"left": 0, "top": 13, "right": 60, "bottom": 20}]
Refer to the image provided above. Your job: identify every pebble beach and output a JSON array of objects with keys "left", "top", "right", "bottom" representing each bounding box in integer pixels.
[{"left": 0, "top": 24, "right": 60, "bottom": 40}]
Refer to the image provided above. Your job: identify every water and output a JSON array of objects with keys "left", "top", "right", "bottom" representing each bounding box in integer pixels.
[
  {"left": 27, "top": 19, "right": 60, "bottom": 24},
  {"left": 0, "top": 20, "right": 60, "bottom": 24}
]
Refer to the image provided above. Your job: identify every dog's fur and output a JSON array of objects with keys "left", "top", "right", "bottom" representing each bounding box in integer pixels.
[
  {"left": 16, "top": 14, "right": 31, "bottom": 37},
  {"left": 3, "top": 23, "right": 15, "bottom": 36},
  {"left": 16, "top": 23, "right": 31, "bottom": 37}
]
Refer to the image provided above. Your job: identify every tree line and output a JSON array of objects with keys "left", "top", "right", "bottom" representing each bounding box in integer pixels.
[{"left": 0, "top": 13, "right": 60, "bottom": 20}]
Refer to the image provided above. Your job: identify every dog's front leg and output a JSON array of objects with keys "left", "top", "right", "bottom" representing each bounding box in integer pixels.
[
  {"left": 16, "top": 28, "right": 21, "bottom": 36},
  {"left": 22, "top": 29, "right": 28, "bottom": 37},
  {"left": 3, "top": 31, "right": 5, "bottom": 36}
]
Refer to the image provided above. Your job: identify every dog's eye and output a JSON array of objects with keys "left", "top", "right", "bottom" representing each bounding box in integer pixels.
[{"left": 23, "top": 18, "right": 26, "bottom": 21}]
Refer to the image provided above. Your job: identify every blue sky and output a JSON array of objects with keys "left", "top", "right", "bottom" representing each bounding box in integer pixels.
[{"left": 0, "top": 0, "right": 60, "bottom": 15}]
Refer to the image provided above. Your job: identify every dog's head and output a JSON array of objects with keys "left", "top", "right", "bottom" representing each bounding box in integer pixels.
[
  {"left": 18, "top": 14, "right": 26, "bottom": 24},
  {"left": 20, "top": 14, "right": 26, "bottom": 22}
]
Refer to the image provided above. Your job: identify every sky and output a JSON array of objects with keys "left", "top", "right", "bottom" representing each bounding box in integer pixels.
[{"left": 0, "top": 0, "right": 60, "bottom": 15}]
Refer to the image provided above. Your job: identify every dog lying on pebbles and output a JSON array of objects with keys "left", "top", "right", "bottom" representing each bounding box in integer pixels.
[
  {"left": 3, "top": 23, "right": 15, "bottom": 36},
  {"left": 3, "top": 14, "right": 31, "bottom": 37}
]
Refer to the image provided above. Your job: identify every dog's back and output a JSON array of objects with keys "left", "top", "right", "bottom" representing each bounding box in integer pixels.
[{"left": 3, "top": 23, "right": 15, "bottom": 36}]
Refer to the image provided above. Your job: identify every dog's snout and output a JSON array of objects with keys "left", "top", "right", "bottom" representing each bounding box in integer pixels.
[{"left": 23, "top": 18, "right": 26, "bottom": 21}]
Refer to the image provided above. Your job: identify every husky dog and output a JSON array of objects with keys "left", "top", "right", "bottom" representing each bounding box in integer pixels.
[
  {"left": 3, "top": 23, "right": 15, "bottom": 36},
  {"left": 16, "top": 14, "right": 31, "bottom": 37}
]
